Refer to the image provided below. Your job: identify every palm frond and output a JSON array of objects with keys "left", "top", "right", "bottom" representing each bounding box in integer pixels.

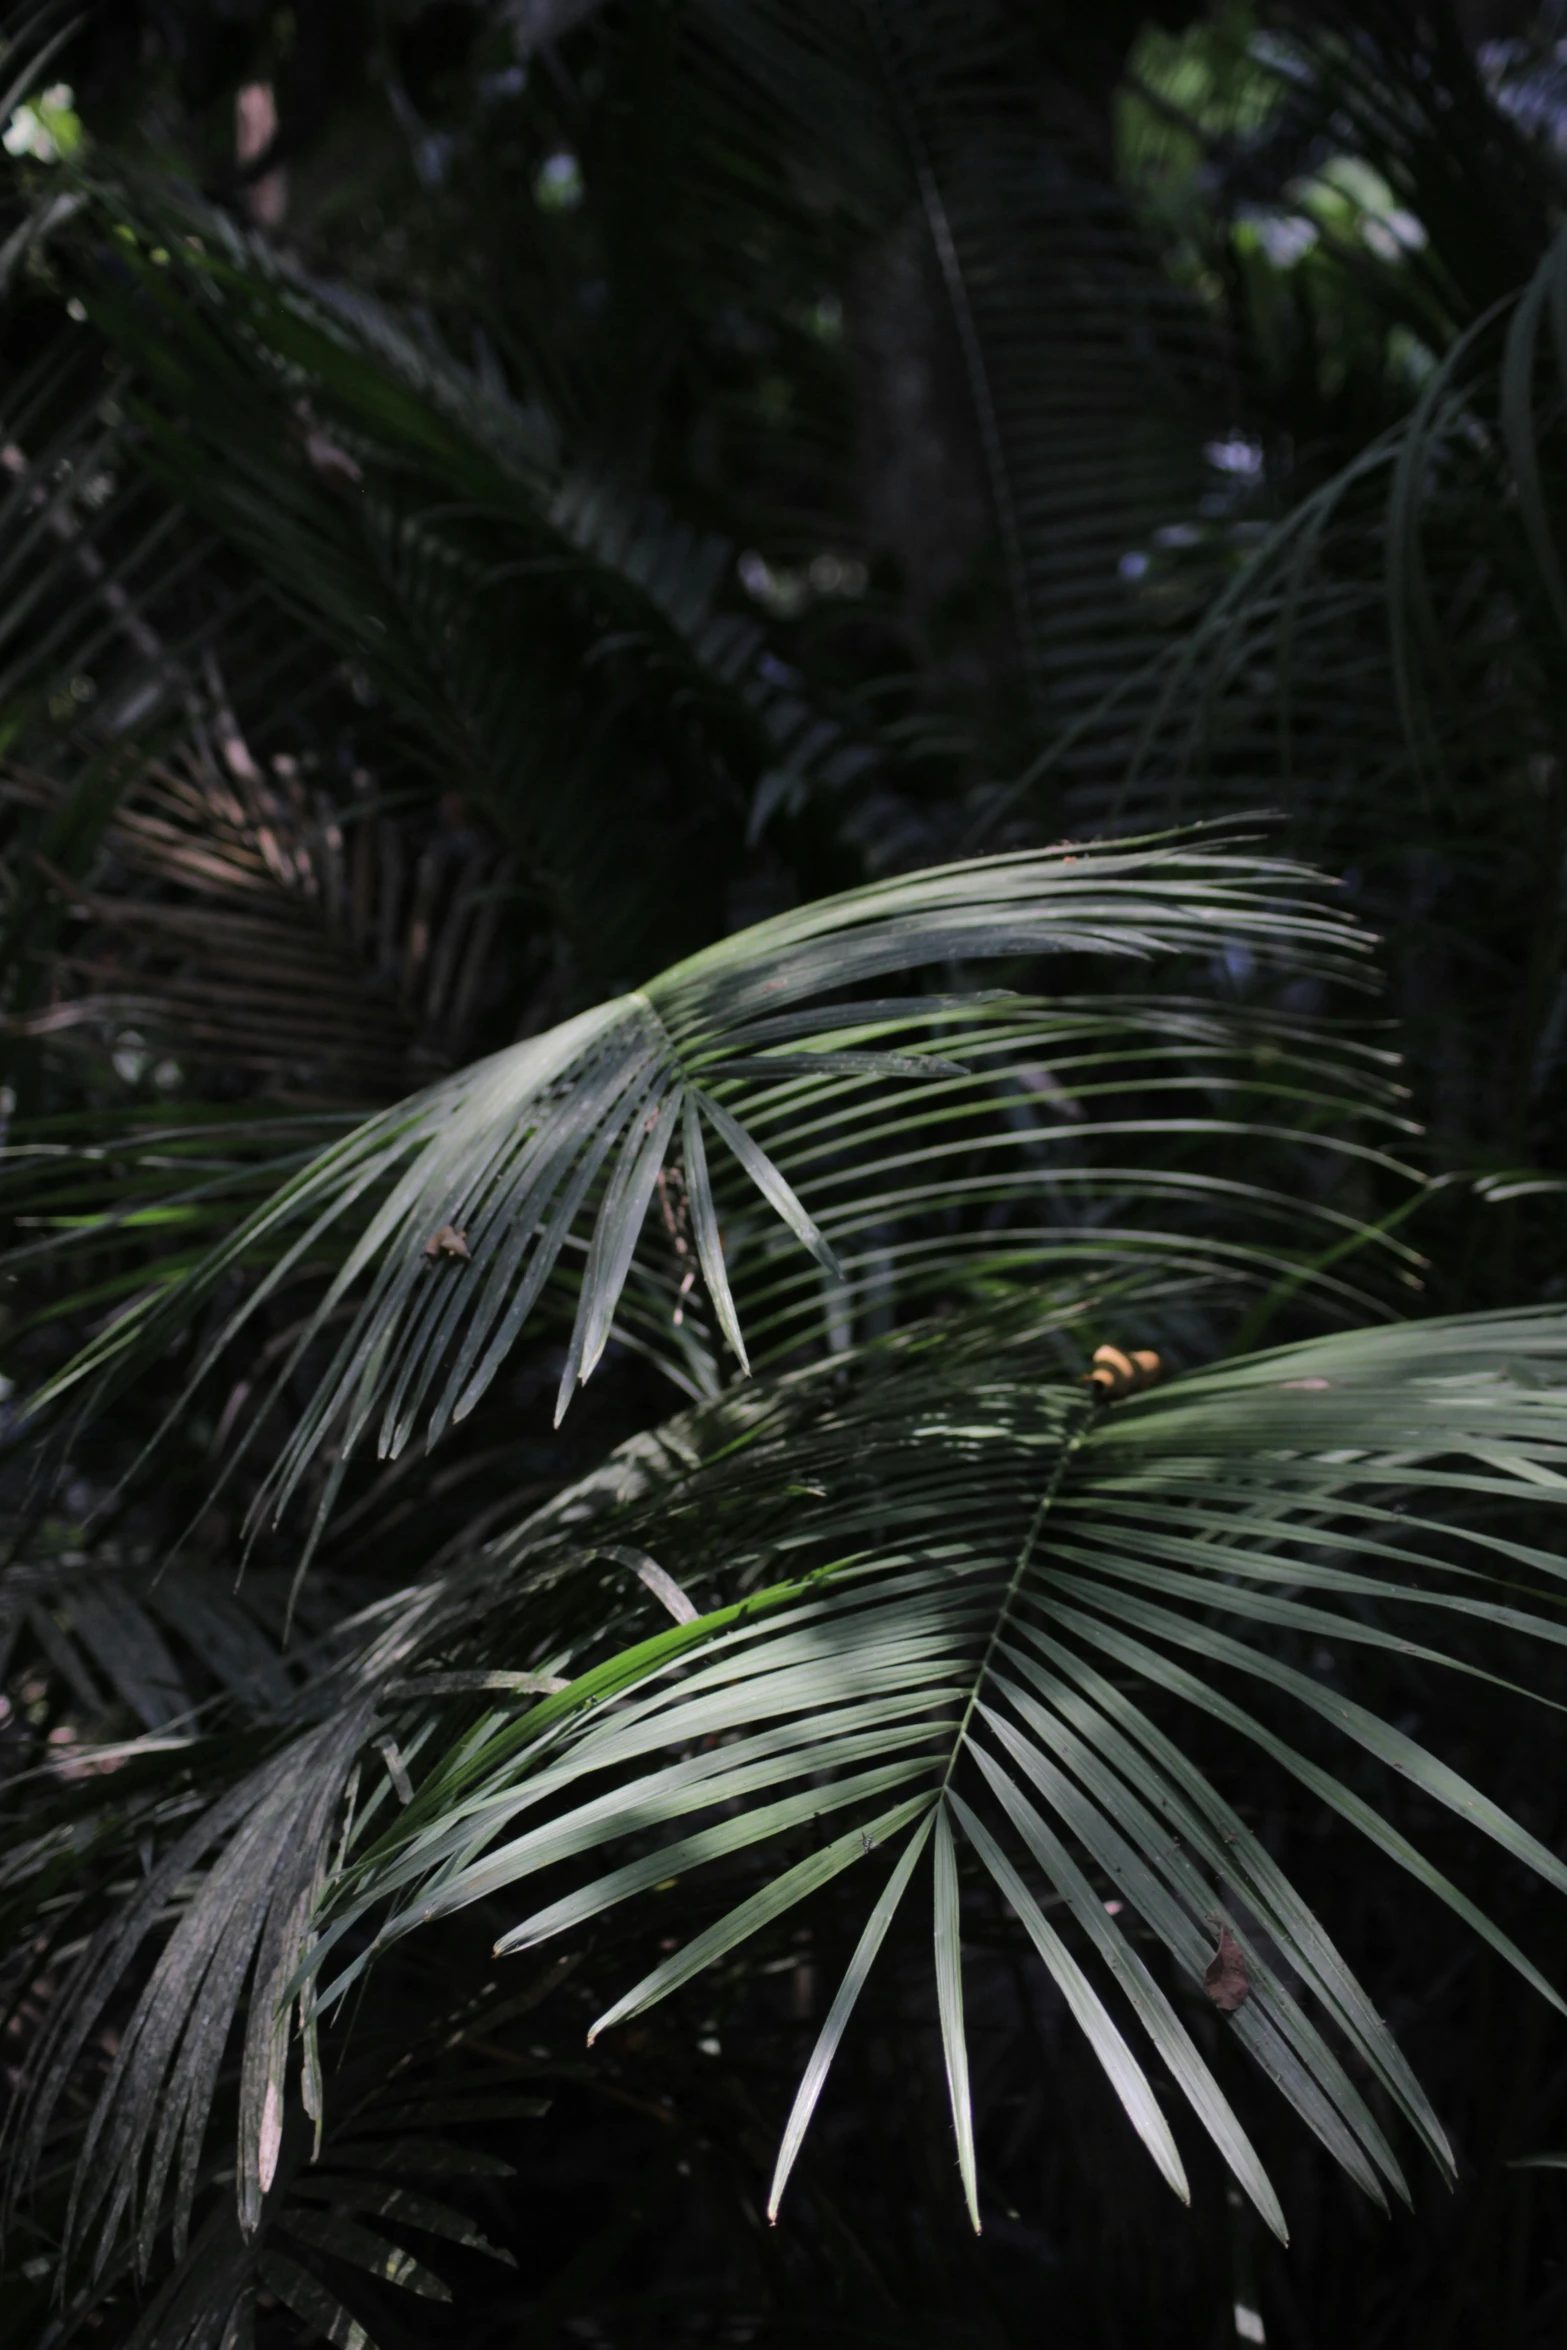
[
  {"left": 17, "top": 830, "right": 1404, "bottom": 1557},
  {"left": 6, "top": 1765, "right": 537, "bottom": 2342},
  {"left": 0, "top": 1512, "right": 364, "bottom": 1732},
  {"left": 7, "top": 11, "right": 1565, "bottom": 2337},
  {"left": 1, "top": 744, "right": 520, "bottom": 1100},
  {"left": 50, "top": 185, "right": 879, "bottom": 971},
  {"left": 691, "top": 0, "right": 1223, "bottom": 741},
  {"left": 31, "top": 1295, "right": 1567, "bottom": 2275},
  {"left": 313, "top": 1301, "right": 1567, "bottom": 2238},
  {"left": 991, "top": 205, "right": 1567, "bottom": 1172}
]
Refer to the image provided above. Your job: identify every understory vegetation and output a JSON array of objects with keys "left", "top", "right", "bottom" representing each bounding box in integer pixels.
[{"left": 4, "top": 1, "right": 1567, "bottom": 2342}]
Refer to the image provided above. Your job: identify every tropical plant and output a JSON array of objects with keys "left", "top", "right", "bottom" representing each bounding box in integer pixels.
[{"left": 4, "top": 3, "right": 1567, "bottom": 2346}]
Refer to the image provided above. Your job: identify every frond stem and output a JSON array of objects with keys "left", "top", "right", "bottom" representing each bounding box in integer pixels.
[
  {"left": 858, "top": 0, "right": 1043, "bottom": 726},
  {"left": 940, "top": 1395, "right": 1094, "bottom": 1792}
]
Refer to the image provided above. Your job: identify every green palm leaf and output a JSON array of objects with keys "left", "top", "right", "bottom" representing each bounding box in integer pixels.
[
  {"left": 50, "top": 185, "right": 878, "bottom": 975},
  {"left": 21, "top": 830, "right": 1398, "bottom": 1560},
  {"left": 691, "top": 0, "right": 1219, "bottom": 738},
  {"left": 1004, "top": 209, "right": 1567, "bottom": 1168},
  {"left": 301, "top": 1303, "right": 1567, "bottom": 2240}
]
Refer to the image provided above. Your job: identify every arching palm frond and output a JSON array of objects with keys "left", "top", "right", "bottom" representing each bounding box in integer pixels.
[
  {"left": 9, "top": 11, "right": 1567, "bottom": 2341},
  {"left": 4, "top": 1723, "right": 540, "bottom": 2348},
  {"left": 1114, "top": 218, "right": 1567, "bottom": 821},
  {"left": 51, "top": 186, "right": 879, "bottom": 977},
  {"left": 2, "top": 742, "right": 519, "bottom": 1099},
  {"left": 689, "top": 0, "right": 1222, "bottom": 742},
  {"left": 19, "top": 1297, "right": 1567, "bottom": 2287},
  {"left": 0, "top": 315, "right": 436, "bottom": 1140},
  {"left": 993, "top": 211, "right": 1567, "bottom": 1175},
  {"left": 19, "top": 830, "right": 1405, "bottom": 1556},
  {"left": 311, "top": 1303, "right": 1567, "bottom": 2241}
]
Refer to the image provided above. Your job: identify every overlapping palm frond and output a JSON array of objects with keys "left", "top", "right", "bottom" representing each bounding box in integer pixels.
[
  {"left": 988, "top": 188, "right": 1567, "bottom": 1171},
  {"left": 1, "top": 1544, "right": 291, "bottom": 1730},
  {"left": 5, "top": 1783, "right": 541, "bottom": 2350},
  {"left": 1064, "top": 215, "right": 1567, "bottom": 823},
  {"left": 308, "top": 1304, "right": 1567, "bottom": 2240},
  {"left": 17, "top": 828, "right": 1409, "bottom": 1558},
  {"left": 0, "top": 1477, "right": 384, "bottom": 1743},
  {"left": 0, "top": 259, "right": 343, "bottom": 791},
  {"left": 9, "top": 10, "right": 1567, "bottom": 2344},
  {"left": 36, "top": 184, "right": 881, "bottom": 974},
  {"left": 1008, "top": 0, "right": 1564, "bottom": 850},
  {"left": 0, "top": 335, "right": 399, "bottom": 1135},
  {"left": 17, "top": 1294, "right": 1567, "bottom": 2290},
  {"left": 688, "top": 0, "right": 1222, "bottom": 744},
  {"left": 1, "top": 741, "right": 519, "bottom": 1099}
]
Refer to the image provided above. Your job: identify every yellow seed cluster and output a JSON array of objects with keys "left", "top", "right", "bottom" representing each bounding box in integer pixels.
[{"left": 1087, "top": 1344, "right": 1162, "bottom": 1400}]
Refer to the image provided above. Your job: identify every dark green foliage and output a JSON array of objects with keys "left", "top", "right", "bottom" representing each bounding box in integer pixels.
[{"left": 4, "top": 4, "right": 1567, "bottom": 2346}]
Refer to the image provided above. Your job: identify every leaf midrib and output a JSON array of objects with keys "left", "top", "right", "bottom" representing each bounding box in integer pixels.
[{"left": 939, "top": 1395, "right": 1096, "bottom": 1797}]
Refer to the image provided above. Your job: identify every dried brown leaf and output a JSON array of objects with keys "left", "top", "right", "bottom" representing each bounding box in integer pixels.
[
  {"left": 423, "top": 1224, "right": 471, "bottom": 1262},
  {"left": 1203, "top": 1923, "right": 1250, "bottom": 2014}
]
